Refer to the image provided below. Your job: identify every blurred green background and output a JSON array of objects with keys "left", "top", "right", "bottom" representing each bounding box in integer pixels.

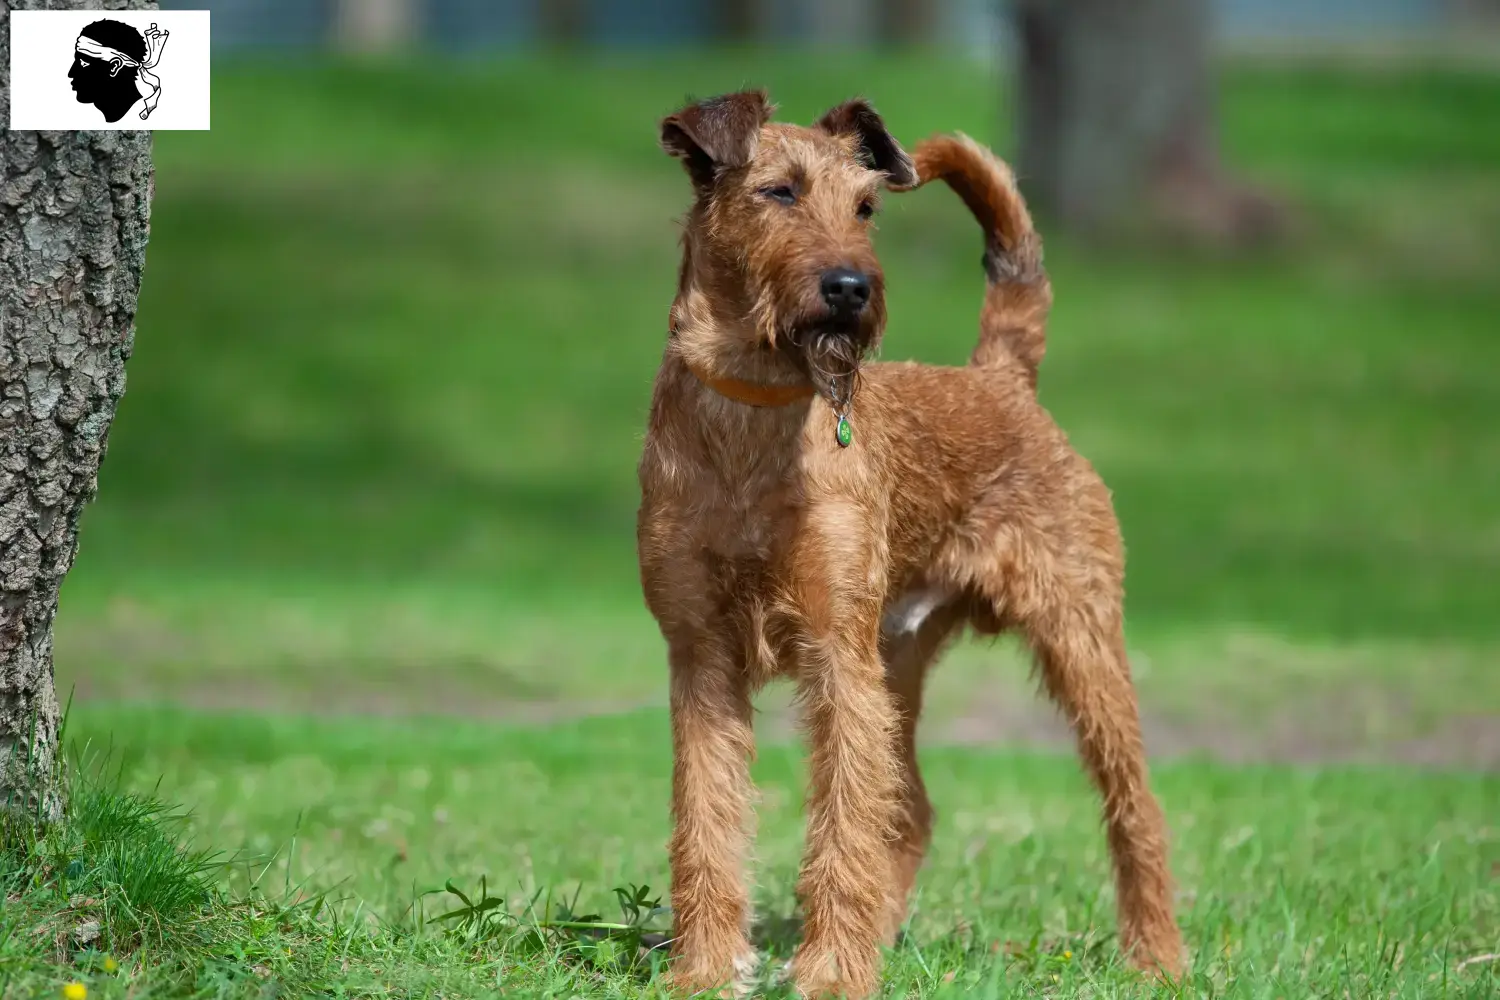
[{"left": 54, "top": 4, "right": 1500, "bottom": 765}]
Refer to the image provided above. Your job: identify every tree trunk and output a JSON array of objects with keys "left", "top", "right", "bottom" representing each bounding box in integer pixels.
[
  {"left": 0, "top": 1, "right": 155, "bottom": 823},
  {"left": 1014, "top": 0, "right": 1278, "bottom": 242}
]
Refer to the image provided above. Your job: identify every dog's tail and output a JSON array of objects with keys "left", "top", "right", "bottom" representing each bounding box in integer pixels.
[{"left": 910, "top": 134, "right": 1051, "bottom": 385}]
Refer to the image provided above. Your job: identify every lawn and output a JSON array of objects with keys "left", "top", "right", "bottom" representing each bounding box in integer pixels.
[
  {"left": 4, "top": 707, "right": 1498, "bottom": 997},
  {"left": 4, "top": 50, "right": 1498, "bottom": 998}
]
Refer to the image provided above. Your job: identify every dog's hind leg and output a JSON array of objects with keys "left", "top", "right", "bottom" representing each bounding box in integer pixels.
[
  {"left": 1015, "top": 592, "right": 1184, "bottom": 976},
  {"left": 877, "top": 600, "right": 965, "bottom": 944}
]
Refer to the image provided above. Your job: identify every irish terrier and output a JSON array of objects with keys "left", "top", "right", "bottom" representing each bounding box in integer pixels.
[{"left": 636, "top": 90, "right": 1183, "bottom": 998}]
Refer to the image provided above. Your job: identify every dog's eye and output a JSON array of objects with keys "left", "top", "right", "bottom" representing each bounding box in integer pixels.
[
  {"left": 761, "top": 185, "right": 797, "bottom": 206},
  {"left": 856, "top": 199, "right": 877, "bottom": 221}
]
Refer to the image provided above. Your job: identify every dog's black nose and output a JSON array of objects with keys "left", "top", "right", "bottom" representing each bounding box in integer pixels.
[{"left": 820, "top": 268, "right": 871, "bottom": 314}]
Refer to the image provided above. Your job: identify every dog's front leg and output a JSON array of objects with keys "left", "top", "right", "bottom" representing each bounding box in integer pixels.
[
  {"left": 663, "top": 628, "right": 757, "bottom": 996},
  {"left": 790, "top": 592, "right": 898, "bottom": 999}
]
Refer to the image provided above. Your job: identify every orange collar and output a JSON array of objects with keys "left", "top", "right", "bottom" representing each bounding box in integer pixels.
[{"left": 688, "top": 365, "right": 817, "bottom": 408}]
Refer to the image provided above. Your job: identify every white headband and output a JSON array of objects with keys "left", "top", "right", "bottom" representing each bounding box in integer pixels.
[{"left": 74, "top": 22, "right": 169, "bottom": 120}]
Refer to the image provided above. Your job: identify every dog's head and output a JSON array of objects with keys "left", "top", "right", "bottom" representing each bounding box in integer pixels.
[{"left": 661, "top": 90, "right": 915, "bottom": 400}]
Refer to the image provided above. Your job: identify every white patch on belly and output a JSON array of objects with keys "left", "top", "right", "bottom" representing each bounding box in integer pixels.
[{"left": 882, "top": 585, "right": 952, "bottom": 636}]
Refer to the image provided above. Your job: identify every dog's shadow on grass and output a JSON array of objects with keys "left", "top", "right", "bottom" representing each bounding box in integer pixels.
[
  {"left": 751, "top": 910, "right": 804, "bottom": 956},
  {"left": 750, "top": 910, "right": 919, "bottom": 955}
]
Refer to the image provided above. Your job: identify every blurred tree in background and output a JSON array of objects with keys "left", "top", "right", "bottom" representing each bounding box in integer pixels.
[
  {"left": 719, "top": 0, "right": 765, "bottom": 42},
  {"left": 878, "top": 0, "right": 939, "bottom": 44},
  {"left": 1014, "top": 0, "right": 1279, "bottom": 242},
  {"left": 541, "top": 0, "right": 588, "bottom": 46},
  {"left": 333, "top": 0, "right": 417, "bottom": 52}
]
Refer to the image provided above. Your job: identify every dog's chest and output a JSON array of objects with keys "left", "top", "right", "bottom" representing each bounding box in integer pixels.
[{"left": 697, "top": 474, "right": 797, "bottom": 574}]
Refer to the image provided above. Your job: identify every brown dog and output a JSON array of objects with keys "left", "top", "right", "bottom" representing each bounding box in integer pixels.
[{"left": 636, "top": 90, "right": 1183, "bottom": 998}]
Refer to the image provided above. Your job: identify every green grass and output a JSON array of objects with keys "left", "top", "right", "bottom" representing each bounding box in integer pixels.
[
  {"left": 13, "top": 49, "right": 1500, "bottom": 998},
  {"left": 3, "top": 707, "right": 1496, "bottom": 997}
]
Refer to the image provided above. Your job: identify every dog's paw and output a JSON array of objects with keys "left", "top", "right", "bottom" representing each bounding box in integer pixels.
[
  {"left": 659, "top": 971, "right": 733, "bottom": 999},
  {"left": 730, "top": 950, "right": 764, "bottom": 997},
  {"left": 1122, "top": 922, "right": 1186, "bottom": 981},
  {"left": 786, "top": 946, "right": 878, "bottom": 999},
  {"left": 1129, "top": 942, "right": 1186, "bottom": 982},
  {"left": 661, "top": 950, "right": 762, "bottom": 999}
]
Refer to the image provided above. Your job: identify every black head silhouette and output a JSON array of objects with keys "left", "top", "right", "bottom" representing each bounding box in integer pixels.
[
  {"left": 67, "top": 19, "right": 167, "bottom": 122},
  {"left": 69, "top": 19, "right": 154, "bottom": 123}
]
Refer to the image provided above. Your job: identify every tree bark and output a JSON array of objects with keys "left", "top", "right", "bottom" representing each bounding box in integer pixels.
[
  {"left": 1014, "top": 0, "right": 1277, "bottom": 242},
  {"left": 0, "top": 0, "right": 154, "bottom": 822}
]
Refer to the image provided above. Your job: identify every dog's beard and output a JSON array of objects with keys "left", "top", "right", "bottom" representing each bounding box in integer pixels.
[{"left": 787, "top": 325, "right": 869, "bottom": 411}]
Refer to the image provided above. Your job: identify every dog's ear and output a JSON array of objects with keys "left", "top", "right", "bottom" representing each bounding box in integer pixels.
[
  {"left": 660, "top": 90, "right": 775, "bottom": 188},
  {"left": 816, "top": 98, "right": 917, "bottom": 190}
]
